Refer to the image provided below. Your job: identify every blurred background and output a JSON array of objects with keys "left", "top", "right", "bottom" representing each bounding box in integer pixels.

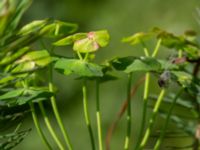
[{"left": 15, "top": 0, "right": 200, "bottom": 149}]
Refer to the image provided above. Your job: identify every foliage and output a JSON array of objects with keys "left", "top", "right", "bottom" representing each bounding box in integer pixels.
[{"left": 1, "top": 0, "right": 200, "bottom": 150}]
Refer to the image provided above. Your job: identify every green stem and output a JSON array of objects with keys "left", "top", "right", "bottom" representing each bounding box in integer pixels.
[
  {"left": 151, "top": 39, "right": 162, "bottom": 58},
  {"left": 29, "top": 102, "right": 52, "bottom": 150},
  {"left": 124, "top": 73, "right": 133, "bottom": 150},
  {"left": 38, "top": 101, "right": 65, "bottom": 150},
  {"left": 153, "top": 89, "right": 183, "bottom": 150},
  {"left": 178, "top": 50, "right": 183, "bottom": 58},
  {"left": 135, "top": 73, "right": 150, "bottom": 149},
  {"left": 49, "top": 62, "right": 73, "bottom": 150},
  {"left": 141, "top": 41, "right": 150, "bottom": 57},
  {"left": 77, "top": 52, "right": 83, "bottom": 60},
  {"left": 96, "top": 80, "right": 103, "bottom": 150},
  {"left": 139, "top": 89, "right": 165, "bottom": 150},
  {"left": 83, "top": 80, "right": 96, "bottom": 150}
]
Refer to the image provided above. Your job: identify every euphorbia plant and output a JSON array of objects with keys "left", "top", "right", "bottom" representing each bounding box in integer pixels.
[
  {"left": 54, "top": 30, "right": 110, "bottom": 150},
  {"left": 2, "top": 1, "right": 200, "bottom": 150}
]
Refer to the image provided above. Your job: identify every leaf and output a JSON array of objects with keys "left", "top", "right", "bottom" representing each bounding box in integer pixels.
[
  {"left": 73, "top": 30, "right": 109, "bottom": 53},
  {"left": 7, "top": 0, "right": 32, "bottom": 33},
  {"left": 53, "top": 33, "right": 87, "bottom": 46},
  {"left": 73, "top": 38, "right": 99, "bottom": 53},
  {"left": 2, "top": 33, "right": 43, "bottom": 54},
  {"left": 0, "top": 129, "right": 31, "bottom": 150},
  {"left": 109, "top": 56, "right": 136, "bottom": 71},
  {"left": 0, "top": 87, "right": 53, "bottom": 106},
  {"left": 40, "top": 20, "right": 78, "bottom": 38},
  {"left": 158, "top": 113, "right": 195, "bottom": 135},
  {"left": 149, "top": 94, "right": 197, "bottom": 119},
  {"left": 93, "top": 30, "right": 110, "bottom": 47},
  {"left": 0, "top": 0, "right": 32, "bottom": 39},
  {"left": 0, "top": 47, "right": 30, "bottom": 66},
  {"left": 171, "top": 71, "right": 193, "bottom": 87},
  {"left": 122, "top": 32, "right": 154, "bottom": 45},
  {"left": 18, "top": 19, "right": 48, "bottom": 35},
  {"left": 0, "top": 89, "right": 24, "bottom": 101},
  {"left": 24, "top": 50, "right": 51, "bottom": 67},
  {"left": 17, "top": 89, "right": 53, "bottom": 105},
  {"left": 54, "top": 30, "right": 110, "bottom": 53},
  {"left": 11, "top": 50, "right": 51, "bottom": 73},
  {"left": 154, "top": 28, "right": 200, "bottom": 59},
  {"left": 54, "top": 58, "right": 103, "bottom": 77},
  {"left": 110, "top": 56, "right": 162, "bottom": 73},
  {"left": 125, "top": 57, "right": 161, "bottom": 73}
]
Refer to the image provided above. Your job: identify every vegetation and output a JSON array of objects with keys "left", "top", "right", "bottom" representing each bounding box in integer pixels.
[{"left": 1, "top": 0, "right": 200, "bottom": 150}]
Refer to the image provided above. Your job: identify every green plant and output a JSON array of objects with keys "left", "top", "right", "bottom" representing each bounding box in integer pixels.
[{"left": 1, "top": 0, "right": 200, "bottom": 150}]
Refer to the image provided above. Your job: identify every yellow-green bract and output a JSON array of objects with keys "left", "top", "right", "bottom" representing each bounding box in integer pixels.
[{"left": 54, "top": 30, "right": 110, "bottom": 53}]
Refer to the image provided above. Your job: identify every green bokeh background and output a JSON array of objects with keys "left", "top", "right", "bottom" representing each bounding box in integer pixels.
[{"left": 15, "top": 0, "right": 200, "bottom": 149}]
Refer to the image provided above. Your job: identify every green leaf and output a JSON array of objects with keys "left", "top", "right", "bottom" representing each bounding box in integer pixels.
[
  {"left": 165, "top": 94, "right": 194, "bottom": 109},
  {"left": 54, "top": 30, "right": 110, "bottom": 53},
  {"left": 73, "top": 38, "right": 99, "bottom": 53},
  {"left": 53, "top": 33, "right": 87, "bottom": 46},
  {"left": 17, "top": 89, "right": 53, "bottom": 105},
  {"left": 0, "top": 75, "right": 15, "bottom": 84},
  {"left": 11, "top": 50, "right": 51, "bottom": 73},
  {"left": 0, "top": 129, "right": 31, "bottom": 150},
  {"left": 73, "top": 30, "right": 109, "bottom": 53},
  {"left": 122, "top": 32, "right": 154, "bottom": 45},
  {"left": 25, "top": 50, "right": 51, "bottom": 67},
  {"left": 0, "top": 47, "right": 30, "bottom": 66},
  {"left": 109, "top": 56, "right": 136, "bottom": 71},
  {"left": 154, "top": 28, "right": 200, "bottom": 59},
  {"left": 159, "top": 113, "right": 195, "bottom": 135},
  {"left": 40, "top": 21, "right": 78, "bottom": 38},
  {"left": 93, "top": 30, "right": 110, "bottom": 47},
  {"left": 54, "top": 58, "right": 103, "bottom": 77},
  {"left": 0, "top": 89, "right": 24, "bottom": 100},
  {"left": 171, "top": 71, "right": 193, "bottom": 87},
  {"left": 125, "top": 57, "right": 161, "bottom": 73},
  {"left": 110, "top": 56, "right": 162, "bottom": 73},
  {"left": 18, "top": 19, "right": 48, "bottom": 35},
  {"left": 2, "top": 33, "right": 43, "bottom": 54},
  {"left": 7, "top": 0, "right": 32, "bottom": 33}
]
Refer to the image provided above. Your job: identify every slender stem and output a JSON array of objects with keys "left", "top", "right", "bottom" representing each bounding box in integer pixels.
[
  {"left": 140, "top": 41, "right": 150, "bottom": 57},
  {"left": 77, "top": 52, "right": 83, "bottom": 60},
  {"left": 139, "top": 89, "right": 165, "bottom": 150},
  {"left": 136, "top": 38, "right": 162, "bottom": 149},
  {"left": 38, "top": 101, "right": 65, "bottom": 150},
  {"left": 153, "top": 89, "right": 183, "bottom": 150},
  {"left": 135, "top": 73, "right": 150, "bottom": 149},
  {"left": 29, "top": 102, "right": 52, "bottom": 150},
  {"left": 83, "top": 80, "right": 96, "bottom": 150},
  {"left": 151, "top": 39, "right": 162, "bottom": 58},
  {"left": 84, "top": 53, "right": 89, "bottom": 61},
  {"left": 124, "top": 73, "right": 133, "bottom": 150},
  {"left": 96, "top": 80, "right": 103, "bottom": 150},
  {"left": 49, "top": 62, "right": 73, "bottom": 150},
  {"left": 178, "top": 50, "right": 183, "bottom": 58}
]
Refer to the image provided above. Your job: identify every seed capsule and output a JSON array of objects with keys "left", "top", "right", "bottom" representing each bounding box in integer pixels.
[{"left": 158, "top": 70, "right": 171, "bottom": 88}]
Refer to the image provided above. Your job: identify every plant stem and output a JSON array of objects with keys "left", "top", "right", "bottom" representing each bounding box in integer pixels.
[
  {"left": 77, "top": 52, "right": 83, "bottom": 60},
  {"left": 29, "top": 102, "right": 52, "bottom": 150},
  {"left": 153, "top": 88, "right": 183, "bottom": 150},
  {"left": 96, "top": 80, "right": 103, "bottom": 150},
  {"left": 141, "top": 41, "right": 150, "bottom": 57},
  {"left": 124, "top": 73, "right": 133, "bottom": 150},
  {"left": 49, "top": 62, "right": 73, "bottom": 150},
  {"left": 151, "top": 39, "right": 162, "bottom": 58},
  {"left": 138, "top": 89, "right": 165, "bottom": 150},
  {"left": 83, "top": 80, "right": 96, "bottom": 150},
  {"left": 135, "top": 73, "right": 150, "bottom": 149},
  {"left": 38, "top": 101, "right": 65, "bottom": 150}
]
